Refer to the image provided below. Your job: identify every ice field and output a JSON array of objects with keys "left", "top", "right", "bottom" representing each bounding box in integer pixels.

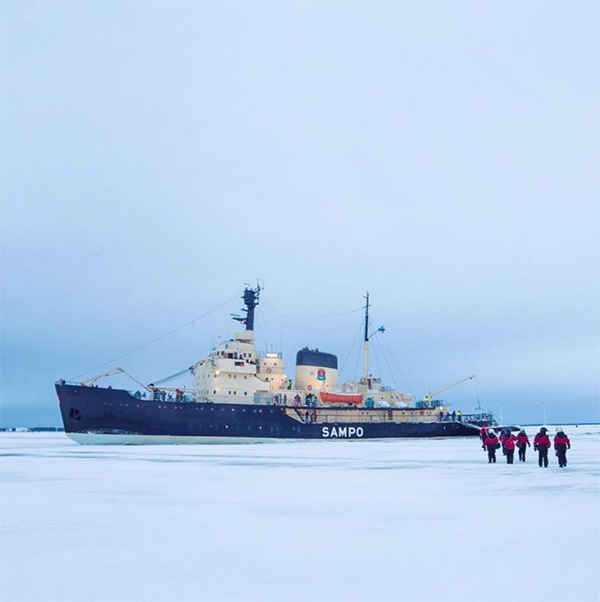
[{"left": 1, "top": 427, "right": 599, "bottom": 602}]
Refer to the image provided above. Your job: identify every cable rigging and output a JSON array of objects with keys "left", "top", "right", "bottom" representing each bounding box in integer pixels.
[
  {"left": 261, "top": 300, "right": 363, "bottom": 321},
  {"left": 338, "top": 319, "right": 365, "bottom": 381},
  {"left": 70, "top": 293, "right": 240, "bottom": 381},
  {"left": 379, "top": 330, "right": 417, "bottom": 399}
]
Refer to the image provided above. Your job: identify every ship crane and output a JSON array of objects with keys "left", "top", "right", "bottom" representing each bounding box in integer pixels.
[
  {"left": 423, "top": 374, "right": 476, "bottom": 402},
  {"left": 81, "top": 367, "right": 150, "bottom": 392}
]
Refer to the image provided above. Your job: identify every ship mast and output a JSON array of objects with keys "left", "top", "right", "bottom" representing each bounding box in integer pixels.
[
  {"left": 363, "top": 292, "right": 369, "bottom": 381},
  {"left": 233, "top": 285, "right": 261, "bottom": 331}
]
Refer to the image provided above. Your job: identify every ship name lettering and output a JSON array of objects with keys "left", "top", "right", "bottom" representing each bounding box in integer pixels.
[{"left": 321, "top": 426, "right": 364, "bottom": 438}]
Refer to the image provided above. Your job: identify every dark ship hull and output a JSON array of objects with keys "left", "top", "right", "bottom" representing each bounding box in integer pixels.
[{"left": 56, "top": 383, "right": 486, "bottom": 444}]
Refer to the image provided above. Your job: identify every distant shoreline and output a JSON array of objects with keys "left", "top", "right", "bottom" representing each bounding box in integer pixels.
[{"left": 0, "top": 427, "right": 65, "bottom": 432}]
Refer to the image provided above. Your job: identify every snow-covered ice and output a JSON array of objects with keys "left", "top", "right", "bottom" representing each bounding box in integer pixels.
[{"left": 1, "top": 427, "right": 599, "bottom": 602}]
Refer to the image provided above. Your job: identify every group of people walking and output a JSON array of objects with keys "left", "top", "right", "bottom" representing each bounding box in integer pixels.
[{"left": 480, "top": 426, "right": 571, "bottom": 467}]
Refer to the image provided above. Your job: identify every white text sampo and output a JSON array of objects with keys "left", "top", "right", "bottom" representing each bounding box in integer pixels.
[{"left": 321, "top": 426, "right": 364, "bottom": 438}]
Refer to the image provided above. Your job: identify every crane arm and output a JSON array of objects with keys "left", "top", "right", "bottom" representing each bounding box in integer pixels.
[
  {"left": 424, "top": 374, "right": 476, "bottom": 401},
  {"left": 81, "top": 367, "right": 125, "bottom": 386},
  {"left": 81, "top": 367, "right": 151, "bottom": 392}
]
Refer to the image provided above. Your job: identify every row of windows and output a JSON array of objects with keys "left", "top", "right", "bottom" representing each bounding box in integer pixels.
[
  {"left": 206, "top": 374, "right": 249, "bottom": 379},
  {"left": 102, "top": 403, "right": 286, "bottom": 418},
  {"left": 199, "top": 390, "right": 250, "bottom": 395},
  {"left": 213, "top": 351, "right": 253, "bottom": 359},
  {"left": 105, "top": 402, "right": 275, "bottom": 414}
]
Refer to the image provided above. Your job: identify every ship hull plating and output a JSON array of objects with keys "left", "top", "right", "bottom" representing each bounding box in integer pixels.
[{"left": 57, "top": 384, "right": 481, "bottom": 444}]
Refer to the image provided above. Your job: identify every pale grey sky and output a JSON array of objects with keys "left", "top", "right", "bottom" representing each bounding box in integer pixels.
[{"left": 1, "top": 0, "right": 598, "bottom": 426}]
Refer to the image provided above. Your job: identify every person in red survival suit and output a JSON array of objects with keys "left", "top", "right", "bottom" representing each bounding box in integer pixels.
[
  {"left": 516, "top": 430, "right": 531, "bottom": 462},
  {"left": 479, "top": 426, "right": 489, "bottom": 444},
  {"left": 533, "top": 427, "right": 551, "bottom": 468},
  {"left": 498, "top": 428, "right": 510, "bottom": 456},
  {"left": 482, "top": 431, "right": 500, "bottom": 463},
  {"left": 504, "top": 431, "right": 517, "bottom": 464},
  {"left": 553, "top": 428, "right": 571, "bottom": 468}
]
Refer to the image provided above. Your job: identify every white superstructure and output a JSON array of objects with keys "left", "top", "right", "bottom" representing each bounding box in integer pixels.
[
  {"left": 191, "top": 331, "right": 271, "bottom": 403},
  {"left": 181, "top": 286, "right": 414, "bottom": 409}
]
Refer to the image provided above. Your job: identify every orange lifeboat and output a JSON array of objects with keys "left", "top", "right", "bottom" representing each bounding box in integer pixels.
[{"left": 319, "top": 392, "right": 363, "bottom": 405}]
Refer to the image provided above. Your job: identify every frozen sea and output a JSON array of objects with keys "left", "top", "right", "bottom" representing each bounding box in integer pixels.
[{"left": 1, "top": 427, "right": 599, "bottom": 602}]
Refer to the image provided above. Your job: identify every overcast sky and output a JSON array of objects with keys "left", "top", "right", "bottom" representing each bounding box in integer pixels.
[{"left": 1, "top": 1, "right": 598, "bottom": 428}]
